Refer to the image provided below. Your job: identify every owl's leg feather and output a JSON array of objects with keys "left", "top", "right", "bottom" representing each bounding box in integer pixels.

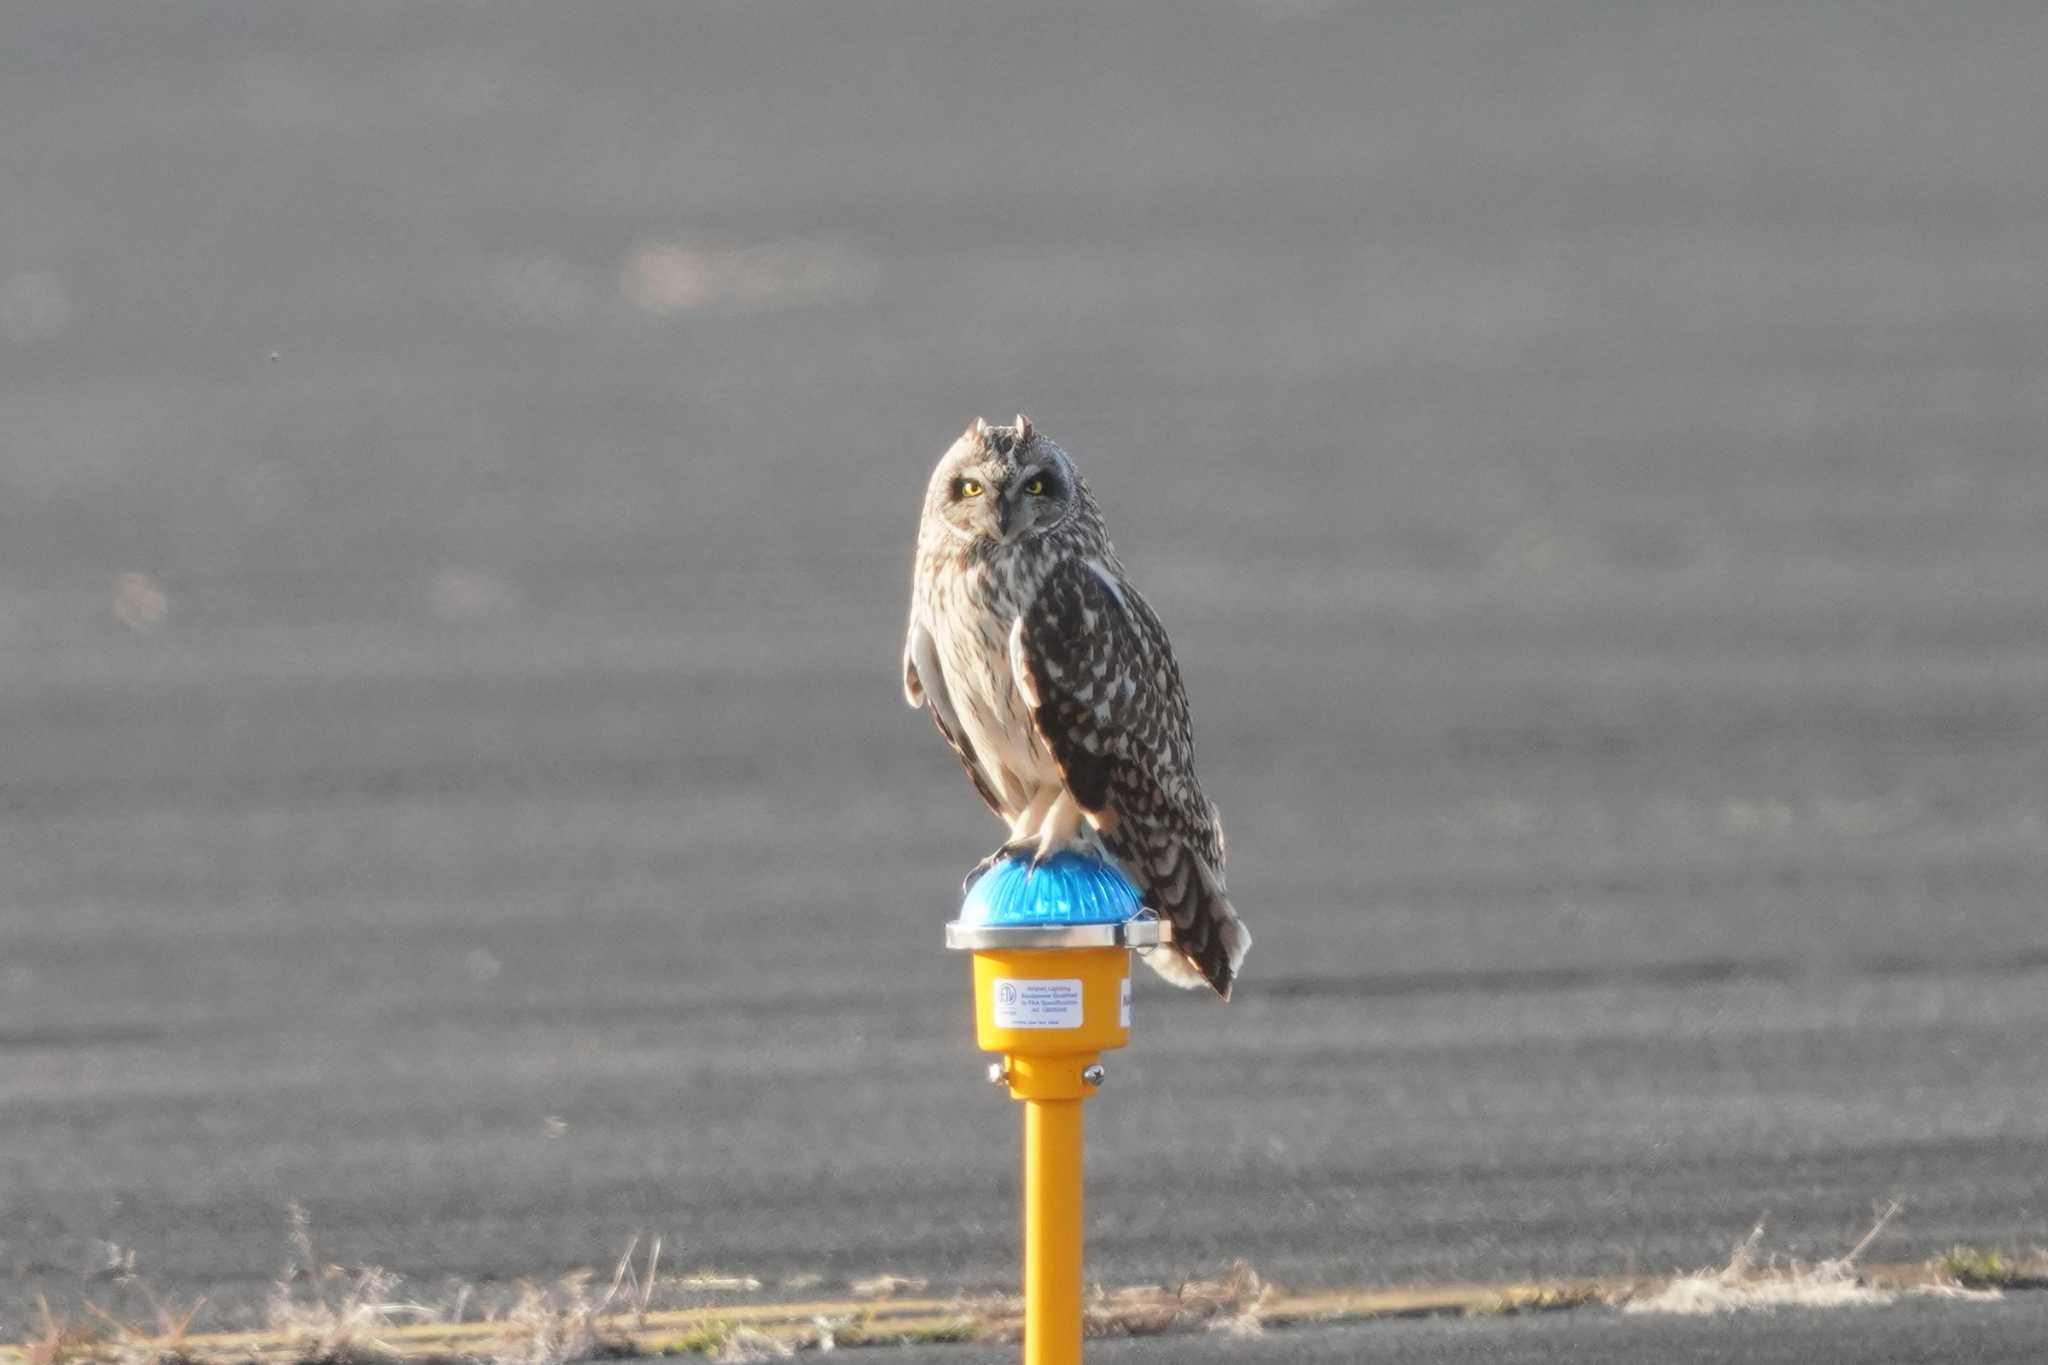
[
  {"left": 960, "top": 788, "right": 1058, "bottom": 890},
  {"left": 1029, "top": 791, "right": 1088, "bottom": 866},
  {"left": 1007, "top": 788, "right": 1058, "bottom": 845}
]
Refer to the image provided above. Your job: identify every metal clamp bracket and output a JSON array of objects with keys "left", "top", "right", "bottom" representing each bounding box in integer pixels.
[{"left": 944, "top": 916, "right": 1171, "bottom": 952}]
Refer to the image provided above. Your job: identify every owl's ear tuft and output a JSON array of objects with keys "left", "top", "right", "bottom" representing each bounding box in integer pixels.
[
  {"left": 1013, "top": 414, "right": 1034, "bottom": 446},
  {"left": 971, "top": 417, "right": 992, "bottom": 446}
]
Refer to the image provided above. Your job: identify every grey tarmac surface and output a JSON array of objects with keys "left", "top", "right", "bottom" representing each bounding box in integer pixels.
[
  {"left": 4, "top": 0, "right": 2048, "bottom": 1358},
  {"left": 860, "top": 1295, "right": 2048, "bottom": 1364}
]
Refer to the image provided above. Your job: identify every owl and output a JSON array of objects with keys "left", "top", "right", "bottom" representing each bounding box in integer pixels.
[{"left": 903, "top": 416, "right": 1251, "bottom": 997}]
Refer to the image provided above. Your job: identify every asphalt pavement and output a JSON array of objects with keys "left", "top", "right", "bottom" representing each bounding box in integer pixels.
[{"left": 4, "top": 2, "right": 2046, "bottom": 1359}]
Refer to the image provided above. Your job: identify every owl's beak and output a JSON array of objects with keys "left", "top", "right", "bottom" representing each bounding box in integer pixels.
[{"left": 994, "top": 497, "right": 1014, "bottom": 538}]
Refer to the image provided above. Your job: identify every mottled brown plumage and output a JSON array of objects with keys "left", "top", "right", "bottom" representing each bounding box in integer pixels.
[{"left": 903, "top": 417, "right": 1250, "bottom": 996}]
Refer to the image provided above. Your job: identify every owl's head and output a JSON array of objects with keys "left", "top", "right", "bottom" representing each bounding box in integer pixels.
[{"left": 923, "top": 415, "right": 1084, "bottom": 547}]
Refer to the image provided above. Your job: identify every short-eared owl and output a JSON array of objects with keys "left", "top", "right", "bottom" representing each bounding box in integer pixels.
[{"left": 903, "top": 416, "right": 1251, "bottom": 997}]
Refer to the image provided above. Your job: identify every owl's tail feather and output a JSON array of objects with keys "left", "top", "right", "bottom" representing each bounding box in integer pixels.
[{"left": 1135, "top": 845, "right": 1250, "bottom": 1000}]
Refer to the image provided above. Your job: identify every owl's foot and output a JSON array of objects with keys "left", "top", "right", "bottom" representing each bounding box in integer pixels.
[
  {"left": 1029, "top": 791, "right": 1089, "bottom": 866},
  {"left": 964, "top": 793, "right": 1100, "bottom": 892}
]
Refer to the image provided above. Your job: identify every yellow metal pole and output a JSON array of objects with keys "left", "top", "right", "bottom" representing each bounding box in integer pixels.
[
  {"left": 957, "top": 932, "right": 1147, "bottom": 1365},
  {"left": 1023, "top": 1093, "right": 1086, "bottom": 1365}
]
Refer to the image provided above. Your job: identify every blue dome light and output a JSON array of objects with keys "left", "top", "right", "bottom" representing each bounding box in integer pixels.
[{"left": 959, "top": 850, "right": 1144, "bottom": 927}]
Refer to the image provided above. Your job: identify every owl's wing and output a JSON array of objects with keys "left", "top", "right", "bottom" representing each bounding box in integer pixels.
[
  {"left": 1014, "top": 557, "right": 1245, "bottom": 996},
  {"left": 1012, "top": 558, "right": 1208, "bottom": 852},
  {"left": 904, "top": 618, "right": 1006, "bottom": 818}
]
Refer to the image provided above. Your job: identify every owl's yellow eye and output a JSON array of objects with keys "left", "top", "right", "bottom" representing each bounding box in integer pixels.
[
  {"left": 958, "top": 479, "right": 984, "bottom": 498},
  {"left": 1023, "top": 478, "right": 1047, "bottom": 495}
]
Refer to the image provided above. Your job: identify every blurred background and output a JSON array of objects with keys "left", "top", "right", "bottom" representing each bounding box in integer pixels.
[{"left": 4, "top": 0, "right": 2046, "bottom": 1336}]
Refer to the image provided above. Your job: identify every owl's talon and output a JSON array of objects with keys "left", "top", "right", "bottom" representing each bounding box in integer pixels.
[
  {"left": 962, "top": 862, "right": 991, "bottom": 895},
  {"left": 963, "top": 841, "right": 1034, "bottom": 893}
]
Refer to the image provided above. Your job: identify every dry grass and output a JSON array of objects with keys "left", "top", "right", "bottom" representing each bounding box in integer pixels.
[
  {"left": 671, "top": 1276, "right": 758, "bottom": 1296},
  {"left": 22, "top": 1298, "right": 106, "bottom": 1365},
  {"left": 83, "top": 1291, "right": 208, "bottom": 1365},
  {"left": 944, "top": 1258, "right": 1272, "bottom": 1345},
  {"left": 10, "top": 1205, "right": 2039, "bottom": 1363},
  {"left": 265, "top": 1205, "right": 441, "bottom": 1361},
  {"left": 1621, "top": 1203, "right": 2005, "bottom": 1317},
  {"left": 843, "top": 1276, "right": 926, "bottom": 1301},
  {"left": 23, "top": 1266, "right": 209, "bottom": 1365},
  {"left": 1623, "top": 1205, "right": 1901, "bottom": 1316},
  {"left": 7, "top": 1257, "right": 1554, "bottom": 1362},
  {"left": 481, "top": 1233, "right": 666, "bottom": 1365}
]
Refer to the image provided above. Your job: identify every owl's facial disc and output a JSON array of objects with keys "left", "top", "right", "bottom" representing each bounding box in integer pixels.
[
  {"left": 999, "top": 462, "right": 1071, "bottom": 541},
  {"left": 931, "top": 457, "right": 1007, "bottom": 543},
  {"left": 925, "top": 422, "right": 1075, "bottom": 548}
]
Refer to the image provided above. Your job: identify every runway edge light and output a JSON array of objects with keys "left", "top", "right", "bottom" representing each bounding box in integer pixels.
[{"left": 944, "top": 851, "right": 1168, "bottom": 1365}]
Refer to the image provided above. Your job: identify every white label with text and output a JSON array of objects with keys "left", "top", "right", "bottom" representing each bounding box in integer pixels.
[{"left": 993, "top": 978, "right": 1083, "bottom": 1029}]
